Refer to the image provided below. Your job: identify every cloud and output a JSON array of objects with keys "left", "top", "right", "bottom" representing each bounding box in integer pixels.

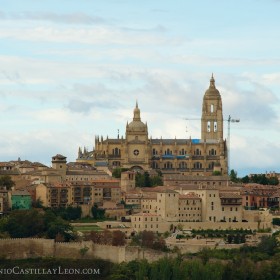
[
  {"left": 231, "top": 135, "right": 280, "bottom": 174},
  {"left": 0, "top": 11, "right": 107, "bottom": 25}
]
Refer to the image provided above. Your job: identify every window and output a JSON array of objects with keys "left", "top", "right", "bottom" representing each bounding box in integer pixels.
[
  {"left": 214, "top": 121, "right": 217, "bottom": 132},
  {"left": 193, "top": 162, "right": 202, "bottom": 169},
  {"left": 207, "top": 121, "right": 211, "bottom": 132},
  {"left": 164, "top": 162, "right": 173, "bottom": 169},
  {"left": 165, "top": 149, "right": 172, "bottom": 155},
  {"left": 210, "top": 104, "right": 214, "bottom": 113},
  {"left": 179, "top": 148, "right": 186, "bottom": 155}
]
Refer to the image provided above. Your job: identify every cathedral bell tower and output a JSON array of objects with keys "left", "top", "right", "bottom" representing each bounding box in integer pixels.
[{"left": 201, "top": 74, "right": 223, "bottom": 141}]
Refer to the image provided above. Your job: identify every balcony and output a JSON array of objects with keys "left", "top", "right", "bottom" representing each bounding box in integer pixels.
[
  {"left": 206, "top": 155, "right": 219, "bottom": 160},
  {"left": 221, "top": 199, "right": 242, "bottom": 205},
  {"left": 192, "top": 155, "right": 204, "bottom": 160},
  {"left": 108, "top": 154, "right": 121, "bottom": 159}
]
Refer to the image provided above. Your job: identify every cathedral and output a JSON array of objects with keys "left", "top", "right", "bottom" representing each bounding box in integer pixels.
[{"left": 77, "top": 75, "right": 228, "bottom": 176}]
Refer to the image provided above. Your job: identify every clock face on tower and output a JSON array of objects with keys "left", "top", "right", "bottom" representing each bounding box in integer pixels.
[{"left": 133, "top": 149, "right": 139, "bottom": 156}]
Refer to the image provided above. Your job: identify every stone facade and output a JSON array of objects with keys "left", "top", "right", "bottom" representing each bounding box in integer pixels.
[
  {"left": 36, "top": 179, "right": 122, "bottom": 208},
  {"left": 77, "top": 76, "right": 228, "bottom": 176}
]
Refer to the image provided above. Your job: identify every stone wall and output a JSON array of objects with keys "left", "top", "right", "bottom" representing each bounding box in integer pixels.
[
  {"left": 0, "top": 237, "right": 252, "bottom": 263},
  {"left": 124, "top": 246, "right": 175, "bottom": 263},
  {"left": 0, "top": 238, "right": 54, "bottom": 259},
  {"left": 55, "top": 241, "right": 94, "bottom": 259}
]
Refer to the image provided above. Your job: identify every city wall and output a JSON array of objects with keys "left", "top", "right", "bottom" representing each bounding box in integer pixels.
[{"left": 0, "top": 238, "right": 175, "bottom": 263}]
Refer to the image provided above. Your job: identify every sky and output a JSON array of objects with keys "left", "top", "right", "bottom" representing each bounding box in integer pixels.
[{"left": 0, "top": 0, "right": 280, "bottom": 176}]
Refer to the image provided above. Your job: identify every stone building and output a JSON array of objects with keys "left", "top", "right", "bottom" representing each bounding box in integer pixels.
[{"left": 77, "top": 75, "right": 228, "bottom": 175}]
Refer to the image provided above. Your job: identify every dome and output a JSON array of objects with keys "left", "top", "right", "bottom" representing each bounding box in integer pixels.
[
  {"left": 127, "top": 101, "right": 147, "bottom": 132},
  {"left": 204, "top": 74, "right": 221, "bottom": 97},
  {"left": 127, "top": 120, "right": 146, "bottom": 131}
]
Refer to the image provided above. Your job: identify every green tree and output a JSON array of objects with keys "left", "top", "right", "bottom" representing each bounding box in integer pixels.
[
  {"left": 47, "top": 216, "right": 73, "bottom": 241},
  {"left": 150, "top": 175, "right": 163, "bottom": 187},
  {"left": 230, "top": 169, "right": 239, "bottom": 183},
  {"left": 144, "top": 172, "right": 151, "bottom": 187},
  {"left": 135, "top": 173, "right": 145, "bottom": 187},
  {"left": 268, "top": 176, "right": 279, "bottom": 185},
  {"left": 32, "top": 198, "right": 44, "bottom": 208},
  {"left": 4, "top": 209, "right": 44, "bottom": 238},
  {"left": 64, "top": 206, "right": 82, "bottom": 220},
  {"left": 112, "top": 168, "right": 129, "bottom": 178},
  {"left": 0, "top": 175, "right": 15, "bottom": 190},
  {"left": 257, "top": 236, "right": 278, "bottom": 256},
  {"left": 91, "top": 204, "right": 105, "bottom": 220},
  {"left": 112, "top": 168, "right": 122, "bottom": 178},
  {"left": 241, "top": 175, "right": 250, "bottom": 183}
]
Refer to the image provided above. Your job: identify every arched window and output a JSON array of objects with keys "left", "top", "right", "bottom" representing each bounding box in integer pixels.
[
  {"left": 208, "top": 162, "right": 214, "bottom": 169},
  {"left": 194, "top": 149, "right": 201, "bottom": 155},
  {"left": 210, "top": 104, "right": 214, "bottom": 113},
  {"left": 209, "top": 149, "right": 216, "bottom": 155},
  {"left": 165, "top": 149, "right": 172, "bottom": 155},
  {"left": 193, "top": 162, "right": 202, "bottom": 169},
  {"left": 179, "top": 148, "right": 186, "bottom": 155},
  {"left": 207, "top": 121, "right": 211, "bottom": 132},
  {"left": 152, "top": 149, "right": 158, "bottom": 155},
  {"left": 214, "top": 121, "right": 217, "bottom": 132},
  {"left": 152, "top": 162, "right": 158, "bottom": 169},
  {"left": 179, "top": 162, "right": 187, "bottom": 169},
  {"left": 113, "top": 147, "right": 120, "bottom": 155},
  {"left": 164, "top": 162, "right": 173, "bottom": 169}
]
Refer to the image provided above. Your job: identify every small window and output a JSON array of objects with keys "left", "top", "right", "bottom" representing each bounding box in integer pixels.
[
  {"left": 214, "top": 121, "right": 217, "bottom": 132},
  {"left": 207, "top": 121, "right": 211, "bottom": 132}
]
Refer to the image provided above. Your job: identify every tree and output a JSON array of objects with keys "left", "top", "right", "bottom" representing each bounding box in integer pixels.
[
  {"left": 135, "top": 172, "right": 145, "bottom": 187},
  {"left": 0, "top": 175, "right": 15, "bottom": 190},
  {"left": 91, "top": 203, "right": 105, "bottom": 220},
  {"left": 268, "top": 177, "right": 279, "bottom": 185},
  {"left": 230, "top": 169, "right": 239, "bottom": 183},
  {"left": 4, "top": 209, "right": 45, "bottom": 238},
  {"left": 141, "top": 231, "right": 154, "bottom": 248},
  {"left": 241, "top": 175, "right": 250, "bottom": 183},
  {"left": 257, "top": 236, "right": 278, "bottom": 256},
  {"left": 112, "top": 168, "right": 129, "bottom": 178},
  {"left": 65, "top": 206, "right": 82, "bottom": 220},
  {"left": 112, "top": 230, "right": 126, "bottom": 246},
  {"left": 143, "top": 172, "right": 151, "bottom": 187},
  {"left": 150, "top": 175, "right": 163, "bottom": 187},
  {"left": 47, "top": 216, "right": 73, "bottom": 241},
  {"left": 112, "top": 168, "right": 122, "bottom": 178},
  {"left": 32, "top": 198, "right": 44, "bottom": 208}
]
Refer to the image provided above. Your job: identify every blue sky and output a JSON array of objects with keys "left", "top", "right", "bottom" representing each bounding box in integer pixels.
[{"left": 0, "top": 0, "right": 280, "bottom": 176}]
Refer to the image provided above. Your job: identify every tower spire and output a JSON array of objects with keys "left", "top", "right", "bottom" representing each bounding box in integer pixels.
[
  {"left": 210, "top": 73, "right": 215, "bottom": 88},
  {"left": 133, "top": 101, "right": 141, "bottom": 121}
]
